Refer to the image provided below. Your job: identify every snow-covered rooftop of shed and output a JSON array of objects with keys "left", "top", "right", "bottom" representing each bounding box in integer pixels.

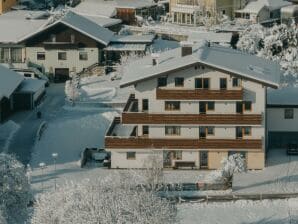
[
  {"left": 267, "top": 87, "right": 298, "bottom": 106},
  {"left": 111, "top": 34, "right": 155, "bottom": 43},
  {"left": 236, "top": 0, "right": 292, "bottom": 14},
  {"left": 120, "top": 42, "right": 281, "bottom": 88},
  {"left": 0, "top": 65, "right": 24, "bottom": 99},
  {"left": 17, "top": 79, "right": 46, "bottom": 93},
  {"left": 105, "top": 43, "right": 147, "bottom": 51},
  {"left": 0, "top": 10, "right": 48, "bottom": 43}
]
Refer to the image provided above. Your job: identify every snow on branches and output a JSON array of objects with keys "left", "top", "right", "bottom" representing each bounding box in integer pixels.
[
  {"left": 31, "top": 172, "right": 176, "bottom": 224},
  {"left": 237, "top": 22, "right": 298, "bottom": 80},
  {"left": 0, "top": 153, "right": 31, "bottom": 224}
]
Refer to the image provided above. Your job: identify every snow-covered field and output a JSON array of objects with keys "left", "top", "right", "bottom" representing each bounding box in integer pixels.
[{"left": 177, "top": 198, "right": 298, "bottom": 224}]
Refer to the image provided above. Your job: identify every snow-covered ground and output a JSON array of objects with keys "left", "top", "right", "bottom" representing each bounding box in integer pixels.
[
  {"left": 0, "top": 120, "right": 20, "bottom": 153},
  {"left": 233, "top": 148, "right": 298, "bottom": 193},
  {"left": 177, "top": 198, "right": 298, "bottom": 224}
]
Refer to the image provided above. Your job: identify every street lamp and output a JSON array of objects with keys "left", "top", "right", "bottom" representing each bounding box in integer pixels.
[
  {"left": 39, "top": 162, "right": 46, "bottom": 192},
  {"left": 52, "top": 153, "right": 58, "bottom": 191}
]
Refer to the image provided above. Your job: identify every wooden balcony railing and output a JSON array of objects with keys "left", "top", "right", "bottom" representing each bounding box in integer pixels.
[
  {"left": 105, "top": 137, "right": 262, "bottom": 150},
  {"left": 122, "top": 113, "right": 262, "bottom": 125},
  {"left": 156, "top": 88, "right": 243, "bottom": 100}
]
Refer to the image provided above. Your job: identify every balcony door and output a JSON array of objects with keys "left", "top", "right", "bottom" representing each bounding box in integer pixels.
[
  {"left": 163, "top": 151, "right": 173, "bottom": 168},
  {"left": 199, "top": 102, "right": 206, "bottom": 114},
  {"left": 199, "top": 127, "right": 206, "bottom": 139},
  {"left": 200, "top": 151, "right": 208, "bottom": 169},
  {"left": 236, "top": 127, "right": 243, "bottom": 139},
  {"left": 236, "top": 102, "right": 243, "bottom": 114}
]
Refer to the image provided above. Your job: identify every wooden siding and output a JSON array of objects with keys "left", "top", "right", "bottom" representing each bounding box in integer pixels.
[
  {"left": 122, "top": 113, "right": 262, "bottom": 125},
  {"left": 156, "top": 88, "right": 243, "bottom": 100},
  {"left": 105, "top": 137, "right": 262, "bottom": 150}
]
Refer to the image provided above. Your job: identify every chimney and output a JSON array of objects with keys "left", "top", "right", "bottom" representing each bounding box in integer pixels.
[
  {"left": 151, "top": 53, "right": 160, "bottom": 66},
  {"left": 180, "top": 41, "right": 193, "bottom": 57}
]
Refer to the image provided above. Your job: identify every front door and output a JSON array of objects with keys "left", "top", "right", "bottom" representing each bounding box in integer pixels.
[
  {"left": 200, "top": 151, "right": 208, "bottom": 169},
  {"left": 163, "top": 151, "right": 173, "bottom": 168}
]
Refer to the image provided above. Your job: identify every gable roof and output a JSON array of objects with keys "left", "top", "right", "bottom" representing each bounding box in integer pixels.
[
  {"left": 236, "top": 0, "right": 292, "bottom": 14},
  {"left": 19, "top": 11, "right": 114, "bottom": 46},
  {"left": 0, "top": 65, "right": 24, "bottom": 100},
  {"left": 120, "top": 42, "right": 281, "bottom": 88}
]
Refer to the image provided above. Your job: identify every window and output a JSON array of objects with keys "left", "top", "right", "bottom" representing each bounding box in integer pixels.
[
  {"left": 285, "top": 108, "right": 294, "bottom": 119},
  {"left": 127, "top": 152, "right": 136, "bottom": 160},
  {"left": 165, "top": 126, "right": 181, "bottom": 136},
  {"left": 142, "top": 126, "right": 149, "bottom": 135},
  {"left": 10, "top": 48, "right": 22, "bottom": 63},
  {"left": 37, "top": 52, "right": 45, "bottom": 60},
  {"left": 175, "top": 77, "right": 184, "bottom": 87},
  {"left": 0, "top": 48, "right": 9, "bottom": 62},
  {"left": 195, "top": 78, "right": 209, "bottom": 89},
  {"left": 70, "top": 34, "right": 75, "bottom": 43},
  {"left": 232, "top": 78, "right": 241, "bottom": 87},
  {"left": 79, "top": 52, "right": 88, "bottom": 61},
  {"left": 142, "top": 99, "right": 149, "bottom": 111},
  {"left": 243, "top": 101, "right": 252, "bottom": 111},
  {"left": 243, "top": 127, "right": 251, "bottom": 136},
  {"left": 157, "top": 77, "right": 167, "bottom": 87},
  {"left": 173, "top": 151, "right": 182, "bottom": 160},
  {"left": 207, "top": 127, "right": 215, "bottom": 135},
  {"left": 220, "top": 78, "right": 227, "bottom": 89},
  {"left": 51, "top": 34, "right": 56, "bottom": 42},
  {"left": 207, "top": 102, "right": 215, "bottom": 111},
  {"left": 58, "top": 52, "right": 67, "bottom": 60},
  {"left": 165, "top": 101, "right": 180, "bottom": 111},
  {"left": 24, "top": 73, "right": 32, "bottom": 78}
]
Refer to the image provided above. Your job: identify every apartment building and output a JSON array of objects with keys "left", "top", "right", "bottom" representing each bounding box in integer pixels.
[
  {"left": 169, "top": 0, "right": 247, "bottom": 25},
  {"left": 105, "top": 41, "right": 281, "bottom": 170}
]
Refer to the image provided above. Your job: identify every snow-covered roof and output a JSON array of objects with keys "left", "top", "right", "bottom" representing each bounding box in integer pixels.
[
  {"left": 111, "top": 34, "right": 155, "bottom": 44},
  {"left": 0, "top": 65, "right": 24, "bottom": 99},
  {"left": 17, "top": 79, "right": 46, "bottom": 93},
  {"left": 120, "top": 42, "right": 281, "bottom": 88},
  {"left": 105, "top": 43, "right": 147, "bottom": 51},
  {"left": 267, "top": 87, "right": 298, "bottom": 106},
  {"left": 114, "top": 0, "right": 157, "bottom": 9},
  {"left": 236, "top": 0, "right": 292, "bottom": 14},
  {"left": 81, "top": 15, "right": 122, "bottom": 27},
  {"left": 19, "top": 11, "right": 114, "bottom": 46},
  {"left": 0, "top": 10, "right": 48, "bottom": 43}
]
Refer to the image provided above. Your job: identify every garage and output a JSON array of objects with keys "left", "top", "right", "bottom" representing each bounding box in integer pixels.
[
  {"left": 13, "top": 79, "right": 46, "bottom": 110},
  {"left": 54, "top": 68, "right": 69, "bottom": 82},
  {"left": 268, "top": 131, "right": 298, "bottom": 149}
]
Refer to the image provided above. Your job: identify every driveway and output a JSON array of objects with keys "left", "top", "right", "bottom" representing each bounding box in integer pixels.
[
  {"left": 7, "top": 83, "right": 65, "bottom": 165},
  {"left": 233, "top": 148, "right": 298, "bottom": 193}
]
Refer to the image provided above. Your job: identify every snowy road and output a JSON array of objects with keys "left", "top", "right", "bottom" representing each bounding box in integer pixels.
[
  {"left": 233, "top": 148, "right": 298, "bottom": 194},
  {"left": 7, "top": 84, "right": 65, "bottom": 165}
]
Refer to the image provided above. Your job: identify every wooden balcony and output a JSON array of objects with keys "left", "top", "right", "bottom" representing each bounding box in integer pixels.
[
  {"left": 105, "top": 137, "right": 262, "bottom": 150},
  {"left": 122, "top": 113, "right": 262, "bottom": 125},
  {"left": 156, "top": 88, "right": 243, "bottom": 100}
]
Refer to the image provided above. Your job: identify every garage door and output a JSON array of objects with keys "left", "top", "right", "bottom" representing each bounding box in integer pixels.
[
  {"left": 54, "top": 68, "right": 69, "bottom": 82},
  {"left": 268, "top": 132, "right": 298, "bottom": 149}
]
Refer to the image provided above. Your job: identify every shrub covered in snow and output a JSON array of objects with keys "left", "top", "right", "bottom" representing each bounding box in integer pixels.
[
  {"left": 31, "top": 173, "right": 176, "bottom": 224},
  {"left": 205, "top": 153, "right": 246, "bottom": 187},
  {"left": 0, "top": 153, "right": 31, "bottom": 224},
  {"left": 237, "top": 21, "right": 298, "bottom": 79}
]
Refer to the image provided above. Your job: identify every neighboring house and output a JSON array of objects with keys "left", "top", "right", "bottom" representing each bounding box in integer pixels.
[
  {"left": 0, "top": 65, "right": 24, "bottom": 122},
  {"left": 267, "top": 87, "right": 298, "bottom": 148},
  {"left": 0, "top": 10, "right": 155, "bottom": 82},
  {"left": 0, "top": 0, "right": 17, "bottom": 14},
  {"left": 72, "top": 0, "right": 160, "bottom": 25},
  {"left": 281, "top": 4, "right": 298, "bottom": 25},
  {"left": 235, "top": 0, "right": 292, "bottom": 24},
  {"left": 105, "top": 41, "right": 281, "bottom": 170},
  {"left": 169, "top": 0, "right": 247, "bottom": 26}
]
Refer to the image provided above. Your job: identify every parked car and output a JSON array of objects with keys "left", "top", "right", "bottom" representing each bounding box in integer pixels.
[{"left": 287, "top": 142, "right": 298, "bottom": 155}]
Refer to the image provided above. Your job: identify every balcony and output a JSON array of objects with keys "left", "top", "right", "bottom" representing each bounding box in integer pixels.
[
  {"left": 105, "top": 117, "right": 263, "bottom": 150},
  {"left": 122, "top": 95, "right": 262, "bottom": 125},
  {"left": 156, "top": 88, "right": 243, "bottom": 100}
]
